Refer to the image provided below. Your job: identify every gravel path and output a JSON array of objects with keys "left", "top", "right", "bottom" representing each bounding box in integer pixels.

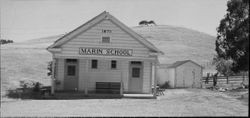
[{"left": 1, "top": 89, "right": 248, "bottom": 117}]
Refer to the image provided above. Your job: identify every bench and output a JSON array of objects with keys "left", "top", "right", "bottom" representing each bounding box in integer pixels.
[{"left": 96, "top": 82, "right": 121, "bottom": 94}]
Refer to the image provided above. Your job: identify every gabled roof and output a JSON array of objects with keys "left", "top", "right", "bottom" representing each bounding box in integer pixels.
[
  {"left": 47, "top": 11, "right": 163, "bottom": 54},
  {"left": 167, "top": 60, "right": 203, "bottom": 68}
]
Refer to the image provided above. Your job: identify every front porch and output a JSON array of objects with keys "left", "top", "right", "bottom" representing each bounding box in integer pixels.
[{"left": 43, "top": 90, "right": 155, "bottom": 99}]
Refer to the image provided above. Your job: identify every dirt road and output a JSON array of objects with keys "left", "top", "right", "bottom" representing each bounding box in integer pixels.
[{"left": 1, "top": 89, "right": 248, "bottom": 117}]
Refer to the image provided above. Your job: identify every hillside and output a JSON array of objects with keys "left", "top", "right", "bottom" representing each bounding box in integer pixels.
[
  {"left": 0, "top": 25, "right": 216, "bottom": 95},
  {"left": 132, "top": 25, "right": 216, "bottom": 65}
]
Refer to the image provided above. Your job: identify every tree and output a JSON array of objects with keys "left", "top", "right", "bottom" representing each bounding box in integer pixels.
[
  {"left": 139, "top": 20, "right": 148, "bottom": 26},
  {"left": 139, "top": 20, "right": 157, "bottom": 26},
  {"left": 0, "top": 39, "right": 14, "bottom": 45},
  {"left": 148, "top": 20, "right": 156, "bottom": 25},
  {"left": 216, "top": 0, "right": 249, "bottom": 73},
  {"left": 212, "top": 55, "right": 234, "bottom": 84}
]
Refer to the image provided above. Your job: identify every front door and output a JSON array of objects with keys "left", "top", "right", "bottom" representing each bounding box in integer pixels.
[
  {"left": 64, "top": 59, "right": 79, "bottom": 91},
  {"left": 128, "top": 61, "right": 143, "bottom": 93}
]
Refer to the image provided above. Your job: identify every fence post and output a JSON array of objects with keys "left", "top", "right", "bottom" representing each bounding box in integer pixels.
[
  {"left": 226, "top": 76, "right": 229, "bottom": 84},
  {"left": 242, "top": 72, "right": 245, "bottom": 83}
]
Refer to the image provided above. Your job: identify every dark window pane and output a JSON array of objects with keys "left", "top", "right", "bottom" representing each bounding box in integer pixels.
[
  {"left": 66, "top": 59, "right": 77, "bottom": 63},
  {"left": 131, "top": 61, "right": 142, "bottom": 65},
  {"left": 92, "top": 60, "right": 98, "bottom": 69},
  {"left": 111, "top": 60, "right": 117, "bottom": 69},
  {"left": 102, "top": 37, "right": 110, "bottom": 43},
  {"left": 67, "top": 65, "right": 76, "bottom": 76},
  {"left": 132, "top": 67, "right": 140, "bottom": 77}
]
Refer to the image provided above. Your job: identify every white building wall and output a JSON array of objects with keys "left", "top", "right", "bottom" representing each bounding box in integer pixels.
[
  {"left": 78, "top": 59, "right": 87, "bottom": 91},
  {"left": 175, "top": 62, "right": 202, "bottom": 88},
  {"left": 121, "top": 60, "right": 129, "bottom": 92},
  {"left": 58, "top": 19, "right": 150, "bottom": 58},
  {"left": 142, "top": 61, "right": 152, "bottom": 93},
  {"left": 55, "top": 58, "right": 64, "bottom": 90},
  {"left": 156, "top": 67, "right": 175, "bottom": 88},
  {"left": 53, "top": 18, "right": 155, "bottom": 93}
]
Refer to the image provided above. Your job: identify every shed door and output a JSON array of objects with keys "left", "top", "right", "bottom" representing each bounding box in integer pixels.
[
  {"left": 128, "top": 61, "right": 143, "bottom": 93},
  {"left": 64, "top": 59, "right": 79, "bottom": 91}
]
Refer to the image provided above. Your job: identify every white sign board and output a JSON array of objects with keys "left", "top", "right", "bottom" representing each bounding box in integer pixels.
[{"left": 79, "top": 47, "right": 133, "bottom": 56}]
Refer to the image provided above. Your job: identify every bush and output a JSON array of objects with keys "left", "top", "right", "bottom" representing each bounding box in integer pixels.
[
  {"left": 160, "top": 81, "right": 170, "bottom": 89},
  {"left": 9, "top": 80, "right": 44, "bottom": 99},
  {"left": 33, "top": 82, "right": 42, "bottom": 92},
  {"left": 20, "top": 80, "right": 36, "bottom": 89}
]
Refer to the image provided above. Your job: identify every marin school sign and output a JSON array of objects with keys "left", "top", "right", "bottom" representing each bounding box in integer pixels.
[{"left": 79, "top": 47, "right": 133, "bottom": 56}]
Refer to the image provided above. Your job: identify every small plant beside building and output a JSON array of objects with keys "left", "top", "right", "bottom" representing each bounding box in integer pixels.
[{"left": 7, "top": 80, "right": 45, "bottom": 99}]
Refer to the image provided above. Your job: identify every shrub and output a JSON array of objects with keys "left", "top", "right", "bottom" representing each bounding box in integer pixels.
[
  {"left": 47, "top": 61, "right": 52, "bottom": 76},
  {"left": 33, "top": 82, "right": 42, "bottom": 92},
  {"left": 160, "top": 81, "right": 170, "bottom": 89},
  {"left": 18, "top": 80, "right": 43, "bottom": 99},
  {"left": 20, "top": 80, "right": 36, "bottom": 89}
]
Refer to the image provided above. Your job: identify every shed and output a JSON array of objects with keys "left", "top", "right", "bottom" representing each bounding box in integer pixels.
[{"left": 157, "top": 60, "right": 203, "bottom": 88}]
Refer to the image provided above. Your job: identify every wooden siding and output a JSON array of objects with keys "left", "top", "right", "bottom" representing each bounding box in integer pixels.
[
  {"left": 77, "top": 59, "right": 127, "bottom": 92},
  {"left": 157, "top": 67, "right": 176, "bottom": 88},
  {"left": 168, "top": 68, "right": 175, "bottom": 87},
  {"left": 53, "top": 19, "right": 155, "bottom": 93},
  {"left": 142, "top": 61, "right": 152, "bottom": 93},
  {"left": 175, "top": 61, "right": 202, "bottom": 88},
  {"left": 157, "top": 62, "right": 202, "bottom": 88},
  {"left": 60, "top": 19, "right": 150, "bottom": 57},
  {"left": 78, "top": 59, "right": 87, "bottom": 91},
  {"left": 121, "top": 61, "right": 129, "bottom": 92},
  {"left": 55, "top": 58, "right": 64, "bottom": 90}
]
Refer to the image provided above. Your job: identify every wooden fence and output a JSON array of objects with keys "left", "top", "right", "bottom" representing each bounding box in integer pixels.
[{"left": 202, "top": 76, "right": 249, "bottom": 88}]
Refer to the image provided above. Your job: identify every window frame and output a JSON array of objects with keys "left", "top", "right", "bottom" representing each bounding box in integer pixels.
[
  {"left": 132, "top": 67, "right": 141, "bottom": 78},
  {"left": 66, "top": 59, "right": 77, "bottom": 63},
  {"left": 111, "top": 60, "right": 117, "bottom": 69},
  {"left": 67, "top": 65, "right": 77, "bottom": 76},
  {"left": 91, "top": 59, "right": 98, "bottom": 69},
  {"left": 101, "top": 36, "right": 111, "bottom": 43}
]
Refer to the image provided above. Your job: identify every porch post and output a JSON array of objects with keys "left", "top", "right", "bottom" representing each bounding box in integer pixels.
[
  {"left": 84, "top": 60, "right": 88, "bottom": 95},
  {"left": 153, "top": 62, "right": 157, "bottom": 97},
  {"left": 120, "top": 72, "right": 123, "bottom": 95},
  {"left": 51, "top": 58, "right": 56, "bottom": 95}
]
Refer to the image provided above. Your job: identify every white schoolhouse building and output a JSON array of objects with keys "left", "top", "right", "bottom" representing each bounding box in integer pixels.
[{"left": 47, "top": 11, "right": 163, "bottom": 97}]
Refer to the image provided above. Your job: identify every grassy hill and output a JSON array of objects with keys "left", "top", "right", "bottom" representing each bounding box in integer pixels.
[
  {"left": 1, "top": 35, "right": 63, "bottom": 96},
  {"left": 0, "top": 25, "right": 216, "bottom": 95},
  {"left": 133, "top": 25, "right": 216, "bottom": 65}
]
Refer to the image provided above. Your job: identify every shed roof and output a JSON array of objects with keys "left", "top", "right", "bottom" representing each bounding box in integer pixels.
[{"left": 167, "top": 60, "right": 203, "bottom": 68}]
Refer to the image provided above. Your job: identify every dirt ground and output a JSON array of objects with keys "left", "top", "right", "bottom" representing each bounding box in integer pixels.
[{"left": 1, "top": 89, "right": 248, "bottom": 117}]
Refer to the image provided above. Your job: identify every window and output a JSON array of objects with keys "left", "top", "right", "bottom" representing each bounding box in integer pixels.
[
  {"left": 91, "top": 60, "right": 98, "bottom": 69},
  {"left": 132, "top": 67, "right": 140, "bottom": 77},
  {"left": 67, "top": 65, "right": 76, "bottom": 76},
  {"left": 66, "top": 59, "right": 77, "bottom": 63},
  {"left": 102, "top": 36, "right": 110, "bottom": 43},
  {"left": 131, "top": 61, "right": 142, "bottom": 65},
  {"left": 111, "top": 60, "right": 117, "bottom": 69}
]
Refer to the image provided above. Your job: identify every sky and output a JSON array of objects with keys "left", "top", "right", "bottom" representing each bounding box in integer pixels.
[{"left": 0, "top": 0, "right": 228, "bottom": 42}]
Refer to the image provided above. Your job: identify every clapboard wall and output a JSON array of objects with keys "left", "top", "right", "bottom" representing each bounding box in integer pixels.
[
  {"left": 53, "top": 16, "right": 155, "bottom": 94},
  {"left": 55, "top": 19, "right": 150, "bottom": 58},
  {"left": 55, "top": 58, "right": 152, "bottom": 93}
]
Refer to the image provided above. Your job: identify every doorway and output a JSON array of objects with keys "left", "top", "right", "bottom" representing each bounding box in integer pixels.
[
  {"left": 64, "top": 59, "right": 79, "bottom": 91},
  {"left": 128, "top": 61, "right": 143, "bottom": 93}
]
